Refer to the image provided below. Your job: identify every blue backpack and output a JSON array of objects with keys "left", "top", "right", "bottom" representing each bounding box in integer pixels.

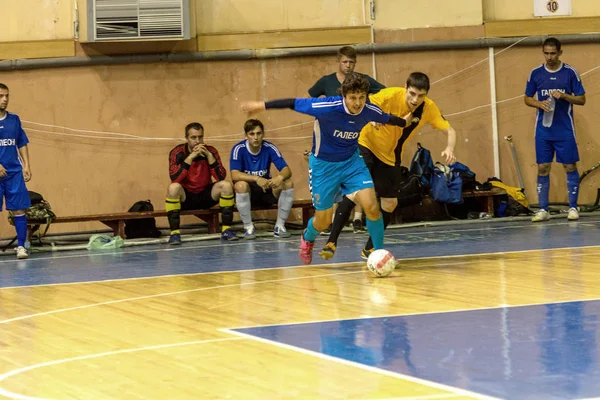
[
  {"left": 431, "top": 163, "right": 463, "bottom": 204},
  {"left": 409, "top": 143, "right": 435, "bottom": 188}
]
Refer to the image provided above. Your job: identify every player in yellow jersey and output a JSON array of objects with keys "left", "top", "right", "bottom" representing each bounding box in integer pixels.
[{"left": 319, "top": 72, "right": 458, "bottom": 260}]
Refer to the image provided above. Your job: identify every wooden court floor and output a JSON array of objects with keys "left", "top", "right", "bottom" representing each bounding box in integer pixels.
[{"left": 1, "top": 217, "right": 600, "bottom": 399}]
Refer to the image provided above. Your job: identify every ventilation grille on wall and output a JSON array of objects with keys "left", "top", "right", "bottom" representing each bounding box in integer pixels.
[{"left": 90, "top": 0, "right": 190, "bottom": 41}]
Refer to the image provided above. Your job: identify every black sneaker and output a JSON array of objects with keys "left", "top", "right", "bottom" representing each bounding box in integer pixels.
[
  {"left": 361, "top": 247, "right": 374, "bottom": 260},
  {"left": 319, "top": 224, "right": 332, "bottom": 236},
  {"left": 168, "top": 233, "right": 182, "bottom": 245},
  {"left": 352, "top": 219, "right": 366, "bottom": 233}
]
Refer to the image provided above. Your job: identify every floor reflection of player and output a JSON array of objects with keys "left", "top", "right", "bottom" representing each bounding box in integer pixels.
[
  {"left": 539, "top": 302, "right": 595, "bottom": 394},
  {"left": 319, "top": 317, "right": 416, "bottom": 374}
]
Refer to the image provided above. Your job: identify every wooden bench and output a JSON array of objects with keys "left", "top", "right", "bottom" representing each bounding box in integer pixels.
[
  {"left": 462, "top": 187, "right": 507, "bottom": 216},
  {"left": 37, "top": 199, "right": 315, "bottom": 239}
]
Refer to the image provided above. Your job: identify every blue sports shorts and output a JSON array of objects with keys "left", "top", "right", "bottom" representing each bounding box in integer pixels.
[
  {"left": 535, "top": 136, "right": 579, "bottom": 164},
  {"left": 0, "top": 171, "right": 31, "bottom": 211},
  {"left": 308, "top": 151, "right": 374, "bottom": 211}
]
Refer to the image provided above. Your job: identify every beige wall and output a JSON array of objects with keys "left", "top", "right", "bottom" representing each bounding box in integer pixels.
[
  {"left": 1, "top": 43, "right": 598, "bottom": 237},
  {"left": 1, "top": 0, "right": 73, "bottom": 41},
  {"left": 196, "top": 0, "right": 366, "bottom": 33},
  {"left": 483, "top": 0, "right": 600, "bottom": 21},
  {"left": 372, "top": 0, "right": 482, "bottom": 29}
]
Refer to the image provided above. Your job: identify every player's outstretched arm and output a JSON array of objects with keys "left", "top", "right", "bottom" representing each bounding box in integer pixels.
[
  {"left": 440, "top": 126, "right": 457, "bottom": 164},
  {"left": 386, "top": 114, "right": 408, "bottom": 128},
  {"left": 241, "top": 99, "right": 296, "bottom": 116}
]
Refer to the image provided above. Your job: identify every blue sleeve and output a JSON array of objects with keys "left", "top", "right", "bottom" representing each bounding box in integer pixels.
[
  {"left": 15, "top": 116, "right": 29, "bottom": 148},
  {"left": 525, "top": 71, "right": 537, "bottom": 97},
  {"left": 570, "top": 69, "right": 585, "bottom": 96},
  {"left": 229, "top": 147, "right": 243, "bottom": 172},
  {"left": 363, "top": 103, "right": 391, "bottom": 124},
  {"left": 293, "top": 97, "right": 341, "bottom": 118},
  {"left": 268, "top": 144, "right": 288, "bottom": 171}
]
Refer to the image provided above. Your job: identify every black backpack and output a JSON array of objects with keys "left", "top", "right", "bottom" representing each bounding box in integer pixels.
[
  {"left": 396, "top": 167, "right": 426, "bottom": 208},
  {"left": 124, "top": 200, "right": 161, "bottom": 239}
]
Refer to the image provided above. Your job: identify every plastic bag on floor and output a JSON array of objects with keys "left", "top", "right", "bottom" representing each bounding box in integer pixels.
[{"left": 87, "top": 234, "right": 125, "bottom": 250}]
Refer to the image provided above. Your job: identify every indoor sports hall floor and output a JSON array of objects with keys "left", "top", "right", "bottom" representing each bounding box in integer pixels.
[{"left": 1, "top": 216, "right": 600, "bottom": 399}]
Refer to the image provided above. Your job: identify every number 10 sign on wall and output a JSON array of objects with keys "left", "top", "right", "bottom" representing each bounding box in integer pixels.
[{"left": 534, "top": 0, "right": 571, "bottom": 17}]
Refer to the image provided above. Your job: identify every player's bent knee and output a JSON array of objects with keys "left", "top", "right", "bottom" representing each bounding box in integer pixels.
[
  {"left": 380, "top": 197, "right": 397, "bottom": 213},
  {"left": 234, "top": 181, "right": 250, "bottom": 193},
  {"left": 167, "top": 183, "right": 183, "bottom": 196},
  {"left": 563, "top": 163, "right": 577, "bottom": 173}
]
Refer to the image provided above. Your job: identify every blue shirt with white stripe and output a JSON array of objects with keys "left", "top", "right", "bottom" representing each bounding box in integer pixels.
[
  {"left": 230, "top": 139, "right": 288, "bottom": 180},
  {"left": 293, "top": 97, "right": 391, "bottom": 162},
  {"left": 525, "top": 62, "right": 585, "bottom": 140},
  {"left": 0, "top": 112, "right": 29, "bottom": 174}
]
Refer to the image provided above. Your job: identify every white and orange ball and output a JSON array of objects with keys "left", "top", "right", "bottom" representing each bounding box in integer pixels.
[{"left": 366, "top": 249, "right": 396, "bottom": 278}]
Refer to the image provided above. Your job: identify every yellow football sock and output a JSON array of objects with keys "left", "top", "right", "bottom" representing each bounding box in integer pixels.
[{"left": 166, "top": 197, "right": 181, "bottom": 235}]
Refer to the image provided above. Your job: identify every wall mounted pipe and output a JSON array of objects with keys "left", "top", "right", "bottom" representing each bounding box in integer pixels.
[{"left": 0, "top": 33, "right": 599, "bottom": 71}]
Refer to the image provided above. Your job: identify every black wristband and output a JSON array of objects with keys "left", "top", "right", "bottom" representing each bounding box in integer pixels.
[
  {"left": 265, "top": 98, "right": 296, "bottom": 109},
  {"left": 388, "top": 115, "right": 407, "bottom": 127}
]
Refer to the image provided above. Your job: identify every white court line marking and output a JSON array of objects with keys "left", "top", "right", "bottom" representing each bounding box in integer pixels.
[
  {"left": 221, "top": 329, "right": 499, "bottom": 400},
  {"left": 0, "top": 337, "right": 243, "bottom": 400},
  {"left": 372, "top": 396, "right": 458, "bottom": 400},
  {"left": 225, "top": 296, "right": 600, "bottom": 330},
  {"left": 373, "top": 396, "right": 458, "bottom": 400},
  {"left": 2, "top": 241, "right": 600, "bottom": 291},
  {"left": 0, "top": 270, "right": 363, "bottom": 325},
  {"left": 2, "top": 217, "right": 596, "bottom": 266}
]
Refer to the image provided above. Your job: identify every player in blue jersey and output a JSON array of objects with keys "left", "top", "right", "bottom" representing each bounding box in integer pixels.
[
  {"left": 230, "top": 119, "right": 295, "bottom": 239},
  {"left": 241, "top": 73, "right": 410, "bottom": 264},
  {"left": 524, "top": 37, "right": 586, "bottom": 222},
  {"left": 309, "top": 46, "right": 386, "bottom": 235},
  {"left": 0, "top": 83, "right": 32, "bottom": 259}
]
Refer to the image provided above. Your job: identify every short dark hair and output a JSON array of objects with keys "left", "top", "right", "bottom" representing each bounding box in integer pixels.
[
  {"left": 543, "top": 37, "right": 561, "bottom": 52},
  {"left": 341, "top": 72, "right": 370, "bottom": 96},
  {"left": 244, "top": 119, "right": 264, "bottom": 134},
  {"left": 0, "top": 83, "right": 8, "bottom": 91},
  {"left": 406, "top": 72, "right": 430, "bottom": 92},
  {"left": 337, "top": 46, "right": 357, "bottom": 61},
  {"left": 185, "top": 122, "right": 204, "bottom": 137}
]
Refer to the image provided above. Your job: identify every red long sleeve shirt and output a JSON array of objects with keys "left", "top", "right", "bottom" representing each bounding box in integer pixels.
[{"left": 168, "top": 143, "right": 227, "bottom": 194}]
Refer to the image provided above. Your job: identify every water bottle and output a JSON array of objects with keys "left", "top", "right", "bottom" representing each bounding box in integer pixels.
[{"left": 542, "top": 96, "right": 555, "bottom": 127}]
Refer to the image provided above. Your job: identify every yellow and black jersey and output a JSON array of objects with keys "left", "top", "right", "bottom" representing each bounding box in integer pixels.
[{"left": 358, "top": 87, "right": 450, "bottom": 166}]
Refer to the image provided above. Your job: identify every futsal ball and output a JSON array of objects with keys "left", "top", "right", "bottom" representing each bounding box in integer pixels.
[{"left": 366, "top": 249, "right": 396, "bottom": 278}]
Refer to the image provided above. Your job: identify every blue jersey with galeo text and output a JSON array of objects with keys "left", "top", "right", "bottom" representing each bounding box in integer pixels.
[
  {"left": 525, "top": 62, "right": 585, "bottom": 140},
  {"left": 294, "top": 97, "right": 391, "bottom": 162},
  {"left": 0, "top": 112, "right": 29, "bottom": 174},
  {"left": 230, "top": 139, "right": 288, "bottom": 180}
]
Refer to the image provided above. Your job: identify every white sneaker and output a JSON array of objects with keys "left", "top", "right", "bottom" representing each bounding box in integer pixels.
[
  {"left": 532, "top": 209, "right": 550, "bottom": 222},
  {"left": 16, "top": 246, "right": 28, "bottom": 259},
  {"left": 567, "top": 207, "right": 580, "bottom": 221}
]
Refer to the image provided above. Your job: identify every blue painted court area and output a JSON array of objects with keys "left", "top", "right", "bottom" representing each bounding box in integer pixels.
[
  {"left": 1, "top": 217, "right": 600, "bottom": 288},
  {"left": 233, "top": 300, "right": 600, "bottom": 400}
]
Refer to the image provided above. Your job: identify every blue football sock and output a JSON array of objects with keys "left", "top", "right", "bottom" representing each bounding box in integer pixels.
[
  {"left": 13, "top": 214, "right": 28, "bottom": 247},
  {"left": 537, "top": 175, "right": 550, "bottom": 211},
  {"left": 303, "top": 217, "right": 319, "bottom": 243},
  {"left": 566, "top": 170, "right": 579, "bottom": 208},
  {"left": 366, "top": 215, "right": 384, "bottom": 250}
]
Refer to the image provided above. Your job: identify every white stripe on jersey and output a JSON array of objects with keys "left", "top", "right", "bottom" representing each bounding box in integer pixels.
[
  {"left": 564, "top": 64, "right": 582, "bottom": 81},
  {"left": 311, "top": 101, "right": 343, "bottom": 109},
  {"left": 313, "top": 120, "right": 322, "bottom": 157},
  {"left": 567, "top": 102, "right": 576, "bottom": 139},
  {"left": 527, "top": 64, "right": 544, "bottom": 83},
  {"left": 232, "top": 143, "right": 246, "bottom": 160},
  {"left": 364, "top": 103, "right": 383, "bottom": 115},
  {"left": 264, "top": 142, "right": 282, "bottom": 158}
]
